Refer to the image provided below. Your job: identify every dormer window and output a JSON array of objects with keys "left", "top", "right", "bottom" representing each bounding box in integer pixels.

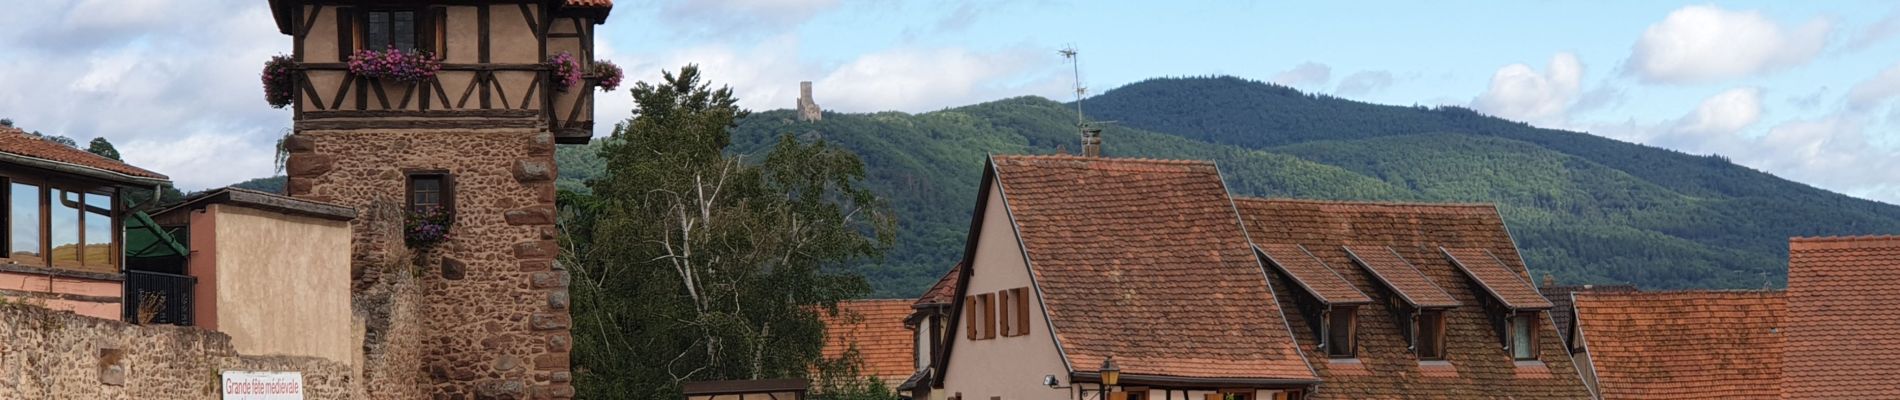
[
  {"left": 1510, "top": 314, "right": 1539, "bottom": 360},
  {"left": 1417, "top": 310, "right": 1447, "bottom": 360},
  {"left": 1326, "top": 306, "right": 1358, "bottom": 357}
]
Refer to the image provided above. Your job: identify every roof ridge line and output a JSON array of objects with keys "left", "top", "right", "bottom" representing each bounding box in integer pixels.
[
  {"left": 1233, "top": 196, "right": 1499, "bottom": 209},
  {"left": 990, "top": 154, "right": 1218, "bottom": 166}
]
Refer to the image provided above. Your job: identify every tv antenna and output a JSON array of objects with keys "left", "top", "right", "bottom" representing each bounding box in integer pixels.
[{"left": 1061, "top": 45, "right": 1106, "bottom": 157}]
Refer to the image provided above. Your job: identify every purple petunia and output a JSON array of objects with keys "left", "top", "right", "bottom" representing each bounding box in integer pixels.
[
  {"left": 546, "top": 52, "right": 583, "bottom": 91},
  {"left": 261, "top": 55, "right": 297, "bottom": 108},
  {"left": 349, "top": 46, "right": 442, "bottom": 83}
]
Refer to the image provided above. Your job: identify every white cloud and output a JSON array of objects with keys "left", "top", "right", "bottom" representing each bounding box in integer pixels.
[
  {"left": 1334, "top": 70, "right": 1394, "bottom": 97},
  {"left": 1625, "top": 5, "right": 1831, "bottom": 84},
  {"left": 1674, "top": 87, "right": 1764, "bottom": 137},
  {"left": 1848, "top": 62, "right": 1900, "bottom": 110},
  {"left": 1472, "top": 53, "right": 1582, "bottom": 127},
  {"left": 122, "top": 132, "right": 278, "bottom": 190},
  {"left": 1270, "top": 62, "right": 1331, "bottom": 89}
]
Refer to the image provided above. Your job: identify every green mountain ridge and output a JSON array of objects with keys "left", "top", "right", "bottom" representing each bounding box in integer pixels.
[{"left": 448, "top": 76, "right": 1899, "bottom": 297}]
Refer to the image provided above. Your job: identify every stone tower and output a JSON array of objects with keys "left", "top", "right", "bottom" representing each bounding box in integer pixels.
[
  {"left": 267, "top": 1, "right": 612, "bottom": 398},
  {"left": 796, "top": 81, "right": 822, "bottom": 122}
]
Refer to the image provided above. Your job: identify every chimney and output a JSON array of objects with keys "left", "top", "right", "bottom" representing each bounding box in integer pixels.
[{"left": 1080, "top": 126, "right": 1103, "bottom": 157}]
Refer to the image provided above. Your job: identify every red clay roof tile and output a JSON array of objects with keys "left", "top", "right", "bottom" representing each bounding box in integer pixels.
[
  {"left": 1442, "top": 247, "right": 1554, "bottom": 310},
  {"left": 821, "top": 299, "right": 917, "bottom": 385},
  {"left": 1258, "top": 243, "right": 1371, "bottom": 305},
  {"left": 0, "top": 127, "right": 166, "bottom": 183},
  {"left": 1342, "top": 245, "right": 1460, "bottom": 308},
  {"left": 1783, "top": 235, "right": 1900, "bottom": 399},
  {"left": 565, "top": 0, "right": 612, "bottom": 7},
  {"left": 990, "top": 155, "right": 1316, "bottom": 382},
  {"left": 1572, "top": 290, "right": 1784, "bottom": 400},
  {"left": 1233, "top": 198, "right": 1591, "bottom": 399},
  {"left": 913, "top": 262, "right": 961, "bottom": 307}
]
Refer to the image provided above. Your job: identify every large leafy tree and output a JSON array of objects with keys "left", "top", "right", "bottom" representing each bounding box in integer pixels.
[
  {"left": 564, "top": 65, "right": 895, "bottom": 399},
  {"left": 87, "top": 137, "right": 121, "bottom": 160}
]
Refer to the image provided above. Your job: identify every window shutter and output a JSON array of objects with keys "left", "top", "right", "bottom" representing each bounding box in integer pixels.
[
  {"left": 336, "top": 8, "right": 354, "bottom": 61},
  {"left": 418, "top": 8, "right": 434, "bottom": 55},
  {"left": 1015, "top": 288, "right": 1030, "bottom": 336},
  {"left": 442, "top": 173, "right": 457, "bottom": 214},
  {"left": 964, "top": 296, "right": 977, "bottom": 340},
  {"left": 982, "top": 293, "right": 996, "bottom": 340},
  {"left": 1109, "top": 393, "right": 1128, "bottom": 400},
  {"left": 433, "top": 8, "right": 449, "bottom": 57},
  {"left": 997, "top": 290, "right": 1012, "bottom": 337}
]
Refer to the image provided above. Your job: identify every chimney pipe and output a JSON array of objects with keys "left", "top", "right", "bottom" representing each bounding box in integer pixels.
[{"left": 1081, "top": 126, "right": 1103, "bottom": 157}]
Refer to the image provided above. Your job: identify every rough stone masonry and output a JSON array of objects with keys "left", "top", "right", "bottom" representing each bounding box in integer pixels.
[{"left": 286, "top": 123, "right": 572, "bottom": 400}]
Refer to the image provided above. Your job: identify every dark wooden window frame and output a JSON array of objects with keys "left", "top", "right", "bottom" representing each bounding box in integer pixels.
[
  {"left": 404, "top": 171, "right": 454, "bottom": 214},
  {"left": 0, "top": 169, "right": 121, "bottom": 274}
]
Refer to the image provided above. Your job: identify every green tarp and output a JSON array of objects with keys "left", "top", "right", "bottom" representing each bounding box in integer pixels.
[{"left": 124, "top": 211, "right": 187, "bottom": 259}]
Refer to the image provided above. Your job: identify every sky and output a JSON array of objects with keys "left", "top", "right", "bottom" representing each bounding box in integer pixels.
[{"left": 1, "top": 1, "right": 1898, "bottom": 204}]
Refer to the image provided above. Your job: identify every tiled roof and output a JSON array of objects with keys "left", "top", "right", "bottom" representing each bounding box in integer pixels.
[
  {"left": 1541, "top": 284, "right": 1639, "bottom": 348},
  {"left": 1783, "top": 235, "right": 1900, "bottom": 399},
  {"left": 1233, "top": 198, "right": 1592, "bottom": 399},
  {"left": 1572, "top": 290, "right": 1784, "bottom": 400},
  {"left": 989, "top": 155, "right": 1316, "bottom": 382},
  {"left": 1342, "top": 245, "right": 1460, "bottom": 308},
  {"left": 820, "top": 299, "right": 917, "bottom": 385},
  {"left": 564, "top": 0, "right": 612, "bottom": 8},
  {"left": 1258, "top": 243, "right": 1371, "bottom": 305},
  {"left": 913, "top": 262, "right": 962, "bottom": 307},
  {"left": 0, "top": 127, "right": 167, "bottom": 183},
  {"left": 1443, "top": 247, "right": 1555, "bottom": 309}
]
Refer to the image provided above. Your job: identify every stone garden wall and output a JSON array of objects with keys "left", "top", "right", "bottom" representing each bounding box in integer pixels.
[{"left": 0, "top": 302, "right": 359, "bottom": 399}]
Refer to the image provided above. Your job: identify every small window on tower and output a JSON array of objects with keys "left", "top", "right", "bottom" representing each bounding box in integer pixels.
[
  {"left": 363, "top": 10, "right": 419, "bottom": 51},
  {"left": 406, "top": 173, "right": 453, "bottom": 213}
]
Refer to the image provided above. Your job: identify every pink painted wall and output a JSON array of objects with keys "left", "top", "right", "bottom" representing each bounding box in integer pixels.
[{"left": 0, "top": 270, "right": 122, "bottom": 320}]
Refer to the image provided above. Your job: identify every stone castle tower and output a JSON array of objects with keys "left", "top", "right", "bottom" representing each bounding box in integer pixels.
[
  {"left": 267, "top": 1, "right": 612, "bottom": 398},
  {"left": 796, "top": 81, "right": 822, "bottom": 122}
]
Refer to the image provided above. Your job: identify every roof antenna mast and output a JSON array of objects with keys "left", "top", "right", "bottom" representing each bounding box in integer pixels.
[{"left": 1062, "top": 46, "right": 1103, "bottom": 157}]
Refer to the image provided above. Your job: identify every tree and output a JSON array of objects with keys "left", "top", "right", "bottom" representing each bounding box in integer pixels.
[
  {"left": 41, "top": 134, "right": 76, "bottom": 147},
  {"left": 565, "top": 65, "right": 895, "bottom": 399},
  {"left": 87, "top": 137, "right": 121, "bottom": 160}
]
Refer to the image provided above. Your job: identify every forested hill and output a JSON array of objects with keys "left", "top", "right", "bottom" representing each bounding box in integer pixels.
[{"left": 544, "top": 76, "right": 1900, "bottom": 297}]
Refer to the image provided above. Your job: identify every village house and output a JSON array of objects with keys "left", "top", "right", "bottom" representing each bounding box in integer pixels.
[
  {"left": 1233, "top": 198, "right": 1593, "bottom": 398},
  {"left": 0, "top": 126, "right": 171, "bottom": 321},
  {"left": 884, "top": 154, "right": 1597, "bottom": 400},
  {"left": 820, "top": 299, "right": 921, "bottom": 387},
  {"left": 1569, "top": 235, "right": 1900, "bottom": 399}
]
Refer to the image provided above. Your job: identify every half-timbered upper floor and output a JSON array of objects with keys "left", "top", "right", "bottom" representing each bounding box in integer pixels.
[{"left": 268, "top": 0, "right": 613, "bottom": 144}]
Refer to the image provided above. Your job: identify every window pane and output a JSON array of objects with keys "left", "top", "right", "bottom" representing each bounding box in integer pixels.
[
  {"left": 394, "top": 11, "right": 416, "bottom": 51},
  {"left": 410, "top": 176, "right": 441, "bottom": 210},
  {"left": 10, "top": 182, "right": 39, "bottom": 262},
  {"left": 49, "top": 189, "right": 81, "bottom": 270},
  {"left": 366, "top": 12, "right": 391, "bottom": 50},
  {"left": 84, "top": 192, "right": 113, "bottom": 270},
  {"left": 1512, "top": 315, "right": 1536, "bottom": 359}
]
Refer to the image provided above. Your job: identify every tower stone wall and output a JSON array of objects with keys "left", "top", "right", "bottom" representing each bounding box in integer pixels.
[{"left": 285, "top": 120, "right": 570, "bottom": 400}]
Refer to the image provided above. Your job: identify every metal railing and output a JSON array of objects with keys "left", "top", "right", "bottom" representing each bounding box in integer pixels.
[{"left": 124, "top": 270, "right": 195, "bottom": 326}]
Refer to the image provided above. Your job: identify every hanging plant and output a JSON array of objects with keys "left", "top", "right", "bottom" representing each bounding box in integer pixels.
[
  {"left": 590, "top": 60, "right": 624, "bottom": 92},
  {"left": 261, "top": 55, "right": 297, "bottom": 108},
  {"left": 546, "top": 51, "right": 583, "bottom": 91},
  {"left": 348, "top": 46, "right": 442, "bottom": 83},
  {"left": 404, "top": 206, "right": 456, "bottom": 250}
]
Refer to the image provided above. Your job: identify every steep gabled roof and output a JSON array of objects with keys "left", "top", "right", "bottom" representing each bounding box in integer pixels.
[
  {"left": 0, "top": 127, "right": 168, "bottom": 185},
  {"left": 1233, "top": 198, "right": 1592, "bottom": 398},
  {"left": 820, "top": 300, "right": 917, "bottom": 385},
  {"left": 1572, "top": 290, "right": 1784, "bottom": 400},
  {"left": 1542, "top": 284, "right": 1639, "bottom": 348},
  {"left": 985, "top": 155, "right": 1316, "bottom": 383},
  {"left": 1783, "top": 235, "right": 1900, "bottom": 399}
]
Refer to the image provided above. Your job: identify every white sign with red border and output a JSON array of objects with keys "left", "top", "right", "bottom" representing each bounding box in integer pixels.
[{"left": 221, "top": 371, "right": 304, "bottom": 400}]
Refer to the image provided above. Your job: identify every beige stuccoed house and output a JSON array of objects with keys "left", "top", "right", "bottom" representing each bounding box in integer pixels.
[{"left": 926, "top": 155, "right": 1319, "bottom": 400}]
